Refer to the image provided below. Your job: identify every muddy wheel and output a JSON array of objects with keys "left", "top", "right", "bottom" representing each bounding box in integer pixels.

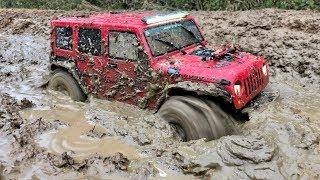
[
  {"left": 158, "top": 96, "right": 235, "bottom": 141},
  {"left": 48, "top": 70, "right": 86, "bottom": 102}
]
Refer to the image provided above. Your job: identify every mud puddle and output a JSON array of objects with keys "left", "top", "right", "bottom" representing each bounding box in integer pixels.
[
  {"left": 0, "top": 134, "right": 10, "bottom": 163},
  {"left": 16, "top": 90, "right": 184, "bottom": 178},
  {"left": 20, "top": 93, "right": 138, "bottom": 162}
]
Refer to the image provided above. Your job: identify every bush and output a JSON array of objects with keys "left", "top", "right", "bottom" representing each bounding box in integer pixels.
[
  {"left": 0, "top": 0, "right": 319, "bottom": 10},
  {"left": 195, "top": 0, "right": 319, "bottom": 10},
  {"left": 0, "top": 0, "right": 82, "bottom": 10}
]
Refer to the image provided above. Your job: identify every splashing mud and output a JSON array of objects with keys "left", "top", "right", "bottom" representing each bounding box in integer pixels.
[{"left": 0, "top": 8, "right": 319, "bottom": 179}]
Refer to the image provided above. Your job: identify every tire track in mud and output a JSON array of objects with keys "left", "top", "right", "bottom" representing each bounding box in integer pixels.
[{"left": 0, "top": 9, "right": 320, "bottom": 179}]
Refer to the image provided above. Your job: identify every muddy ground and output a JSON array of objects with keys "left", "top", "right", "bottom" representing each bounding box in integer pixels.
[{"left": 0, "top": 8, "right": 320, "bottom": 179}]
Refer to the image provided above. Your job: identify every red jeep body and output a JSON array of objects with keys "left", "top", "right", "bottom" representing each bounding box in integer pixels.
[{"left": 50, "top": 12, "right": 269, "bottom": 110}]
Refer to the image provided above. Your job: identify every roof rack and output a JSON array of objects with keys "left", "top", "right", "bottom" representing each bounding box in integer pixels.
[{"left": 141, "top": 11, "right": 189, "bottom": 25}]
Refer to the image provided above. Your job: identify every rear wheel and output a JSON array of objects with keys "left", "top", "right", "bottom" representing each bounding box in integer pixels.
[
  {"left": 158, "top": 96, "right": 235, "bottom": 141},
  {"left": 48, "top": 70, "right": 86, "bottom": 102}
]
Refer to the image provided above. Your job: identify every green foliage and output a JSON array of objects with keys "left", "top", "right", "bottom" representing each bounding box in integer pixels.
[
  {"left": 144, "top": 0, "right": 320, "bottom": 10},
  {"left": 202, "top": 0, "right": 227, "bottom": 11},
  {"left": 196, "top": 0, "right": 320, "bottom": 10},
  {"left": 0, "top": 0, "right": 319, "bottom": 10},
  {"left": 0, "top": 0, "right": 82, "bottom": 10},
  {"left": 274, "top": 0, "right": 318, "bottom": 10}
]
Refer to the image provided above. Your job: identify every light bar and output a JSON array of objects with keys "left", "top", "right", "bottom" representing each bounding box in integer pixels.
[{"left": 142, "top": 11, "right": 189, "bottom": 25}]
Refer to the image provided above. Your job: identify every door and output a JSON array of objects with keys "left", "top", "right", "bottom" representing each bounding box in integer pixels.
[
  {"left": 75, "top": 27, "right": 108, "bottom": 96},
  {"left": 104, "top": 30, "right": 145, "bottom": 105}
]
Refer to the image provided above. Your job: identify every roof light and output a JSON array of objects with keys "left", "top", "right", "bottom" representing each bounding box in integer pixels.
[{"left": 142, "top": 11, "right": 189, "bottom": 25}]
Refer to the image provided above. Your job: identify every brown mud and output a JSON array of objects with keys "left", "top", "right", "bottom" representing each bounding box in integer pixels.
[{"left": 0, "top": 8, "right": 320, "bottom": 179}]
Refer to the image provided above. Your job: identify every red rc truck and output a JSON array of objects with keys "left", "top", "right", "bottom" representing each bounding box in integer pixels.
[{"left": 48, "top": 11, "right": 269, "bottom": 141}]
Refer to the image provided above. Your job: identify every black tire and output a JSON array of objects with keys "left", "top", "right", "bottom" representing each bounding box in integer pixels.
[
  {"left": 48, "top": 70, "right": 86, "bottom": 102},
  {"left": 158, "top": 96, "right": 235, "bottom": 141},
  {"left": 204, "top": 100, "right": 236, "bottom": 136}
]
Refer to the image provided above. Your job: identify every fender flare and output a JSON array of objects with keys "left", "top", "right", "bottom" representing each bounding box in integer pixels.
[
  {"left": 155, "top": 81, "right": 232, "bottom": 111},
  {"left": 49, "top": 60, "right": 89, "bottom": 95}
]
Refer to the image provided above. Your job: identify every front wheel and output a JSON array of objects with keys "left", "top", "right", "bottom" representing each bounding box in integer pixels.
[
  {"left": 48, "top": 70, "right": 86, "bottom": 102},
  {"left": 158, "top": 96, "right": 235, "bottom": 141}
]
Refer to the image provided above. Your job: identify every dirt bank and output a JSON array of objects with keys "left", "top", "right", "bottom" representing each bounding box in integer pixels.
[{"left": 0, "top": 8, "right": 320, "bottom": 179}]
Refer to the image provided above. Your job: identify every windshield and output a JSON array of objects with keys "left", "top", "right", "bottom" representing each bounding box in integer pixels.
[{"left": 144, "top": 20, "right": 203, "bottom": 56}]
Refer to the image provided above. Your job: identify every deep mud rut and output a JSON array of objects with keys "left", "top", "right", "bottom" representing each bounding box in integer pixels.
[{"left": 0, "top": 8, "right": 320, "bottom": 179}]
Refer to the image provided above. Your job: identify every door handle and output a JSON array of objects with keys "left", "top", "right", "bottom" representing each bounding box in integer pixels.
[{"left": 107, "top": 63, "right": 118, "bottom": 68}]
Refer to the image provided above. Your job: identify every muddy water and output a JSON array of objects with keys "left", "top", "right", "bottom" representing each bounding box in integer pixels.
[
  {"left": 0, "top": 135, "right": 10, "bottom": 163},
  {"left": 20, "top": 92, "right": 138, "bottom": 162},
  {"left": 251, "top": 76, "right": 320, "bottom": 122}
]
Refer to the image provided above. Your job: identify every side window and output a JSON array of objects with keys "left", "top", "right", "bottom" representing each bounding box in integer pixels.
[
  {"left": 109, "top": 31, "right": 139, "bottom": 61},
  {"left": 56, "top": 27, "right": 72, "bottom": 50},
  {"left": 78, "top": 28, "right": 101, "bottom": 56}
]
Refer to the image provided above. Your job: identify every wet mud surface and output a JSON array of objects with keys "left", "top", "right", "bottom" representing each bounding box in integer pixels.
[{"left": 0, "top": 8, "right": 320, "bottom": 179}]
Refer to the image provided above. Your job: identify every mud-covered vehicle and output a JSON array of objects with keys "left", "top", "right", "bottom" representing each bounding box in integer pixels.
[{"left": 48, "top": 11, "right": 269, "bottom": 141}]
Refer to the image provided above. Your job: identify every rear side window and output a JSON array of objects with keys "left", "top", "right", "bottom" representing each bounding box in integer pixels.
[
  {"left": 78, "top": 28, "right": 101, "bottom": 56},
  {"left": 56, "top": 27, "right": 72, "bottom": 50},
  {"left": 109, "top": 31, "right": 139, "bottom": 61}
]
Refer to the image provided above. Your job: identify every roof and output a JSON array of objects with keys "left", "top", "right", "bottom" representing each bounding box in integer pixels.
[
  {"left": 51, "top": 11, "right": 191, "bottom": 28},
  {"left": 51, "top": 12, "right": 155, "bottom": 27}
]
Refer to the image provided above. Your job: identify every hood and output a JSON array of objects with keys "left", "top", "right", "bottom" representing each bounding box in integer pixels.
[{"left": 153, "top": 46, "right": 266, "bottom": 84}]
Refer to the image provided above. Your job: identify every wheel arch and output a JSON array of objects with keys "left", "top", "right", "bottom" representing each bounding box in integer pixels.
[
  {"left": 50, "top": 63, "right": 69, "bottom": 72},
  {"left": 155, "top": 81, "right": 233, "bottom": 112},
  {"left": 49, "top": 61, "right": 89, "bottom": 95}
]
